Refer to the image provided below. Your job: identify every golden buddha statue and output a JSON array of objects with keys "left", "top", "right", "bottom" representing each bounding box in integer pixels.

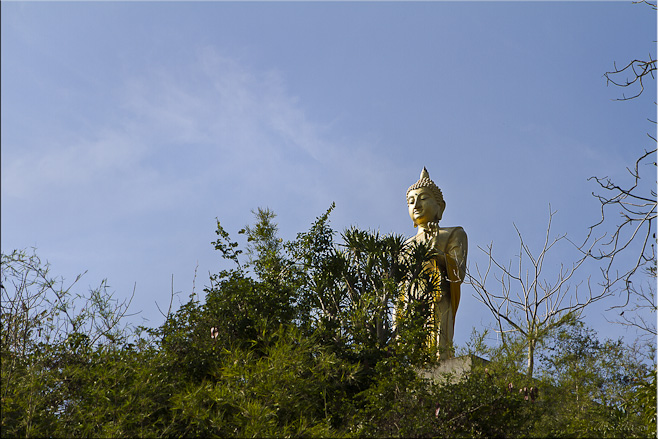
[{"left": 401, "top": 167, "right": 468, "bottom": 358}]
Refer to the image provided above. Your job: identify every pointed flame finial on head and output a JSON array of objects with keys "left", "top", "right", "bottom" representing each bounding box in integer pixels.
[{"left": 420, "top": 166, "right": 430, "bottom": 180}]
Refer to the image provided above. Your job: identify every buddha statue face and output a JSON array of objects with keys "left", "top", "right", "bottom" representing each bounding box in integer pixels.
[{"left": 407, "top": 187, "right": 444, "bottom": 228}]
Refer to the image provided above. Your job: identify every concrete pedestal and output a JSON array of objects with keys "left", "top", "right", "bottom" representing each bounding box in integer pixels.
[{"left": 417, "top": 355, "right": 489, "bottom": 384}]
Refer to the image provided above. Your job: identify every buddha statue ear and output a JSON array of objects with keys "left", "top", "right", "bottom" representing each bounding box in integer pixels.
[{"left": 436, "top": 202, "right": 446, "bottom": 221}]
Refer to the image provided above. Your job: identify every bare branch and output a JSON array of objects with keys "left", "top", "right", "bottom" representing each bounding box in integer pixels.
[
  {"left": 632, "top": 1, "right": 657, "bottom": 10},
  {"left": 604, "top": 57, "right": 656, "bottom": 101},
  {"left": 583, "top": 148, "right": 657, "bottom": 309},
  {"left": 467, "top": 210, "right": 609, "bottom": 378}
]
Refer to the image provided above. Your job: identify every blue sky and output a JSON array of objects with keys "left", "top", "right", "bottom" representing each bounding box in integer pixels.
[{"left": 2, "top": 1, "right": 655, "bottom": 348}]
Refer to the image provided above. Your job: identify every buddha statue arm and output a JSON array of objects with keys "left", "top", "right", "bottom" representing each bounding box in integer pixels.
[{"left": 444, "top": 227, "right": 468, "bottom": 320}]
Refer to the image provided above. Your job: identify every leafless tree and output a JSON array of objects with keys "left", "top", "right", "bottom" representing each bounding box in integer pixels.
[
  {"left": 604, "top": 57, "right": 656, "bottom": 101},
  {"left": 468, "top": 210, "right": 609, "bottom": 378},
  {"left": 603, "top": 0, "right": 655, "bottom": 102},
  {"left": 587, "top": 0, "right": 656, "bottom": 338},
  {"left": 586, "top": 148, "right": 656, "bottom": 305},
  {"left": 602, "top": 0, "right": 656, "bottom": 100},
  {"left": 611, "top": 270, "right": 657, "bottom": 342}
]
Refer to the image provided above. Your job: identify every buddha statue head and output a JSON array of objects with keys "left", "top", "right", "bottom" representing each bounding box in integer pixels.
[{"left": 406, "top": 167, "right": 446, "bottom": 228}]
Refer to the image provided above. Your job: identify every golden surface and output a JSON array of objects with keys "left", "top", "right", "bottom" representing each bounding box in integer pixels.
[{"left": 402, "top": 168, "right": 468, "bottom": 359}]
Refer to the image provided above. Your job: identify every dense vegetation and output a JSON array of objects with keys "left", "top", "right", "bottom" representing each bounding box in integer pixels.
[{"left": 2, "top": 206, "right": 655, "bottom": 438}]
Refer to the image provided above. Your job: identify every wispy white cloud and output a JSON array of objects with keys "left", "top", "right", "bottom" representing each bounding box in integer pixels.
[
  {"left": 2, "top": 46, "right": 402, "bottom": 234},
  {"left": 2, "top": 129, "right": 146, "bottom": 199}
]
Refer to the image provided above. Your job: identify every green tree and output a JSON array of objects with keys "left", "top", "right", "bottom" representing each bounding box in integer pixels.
[
  {"left": 6, "top": 208, "right": 654, "bottom": 438},
  {"left": 283, "top": 203, "right": 439, "bottom": 367},
  {"left": 1, "top": 249, "right": 136, "bottom": 437},
  {"left": 534, "top": 319, "right": 653, "bottom": 438}
]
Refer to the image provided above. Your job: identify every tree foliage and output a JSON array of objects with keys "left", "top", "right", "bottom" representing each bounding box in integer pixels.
[{"left": 2, "top": 207, "right": 654, "bottom": 438}]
